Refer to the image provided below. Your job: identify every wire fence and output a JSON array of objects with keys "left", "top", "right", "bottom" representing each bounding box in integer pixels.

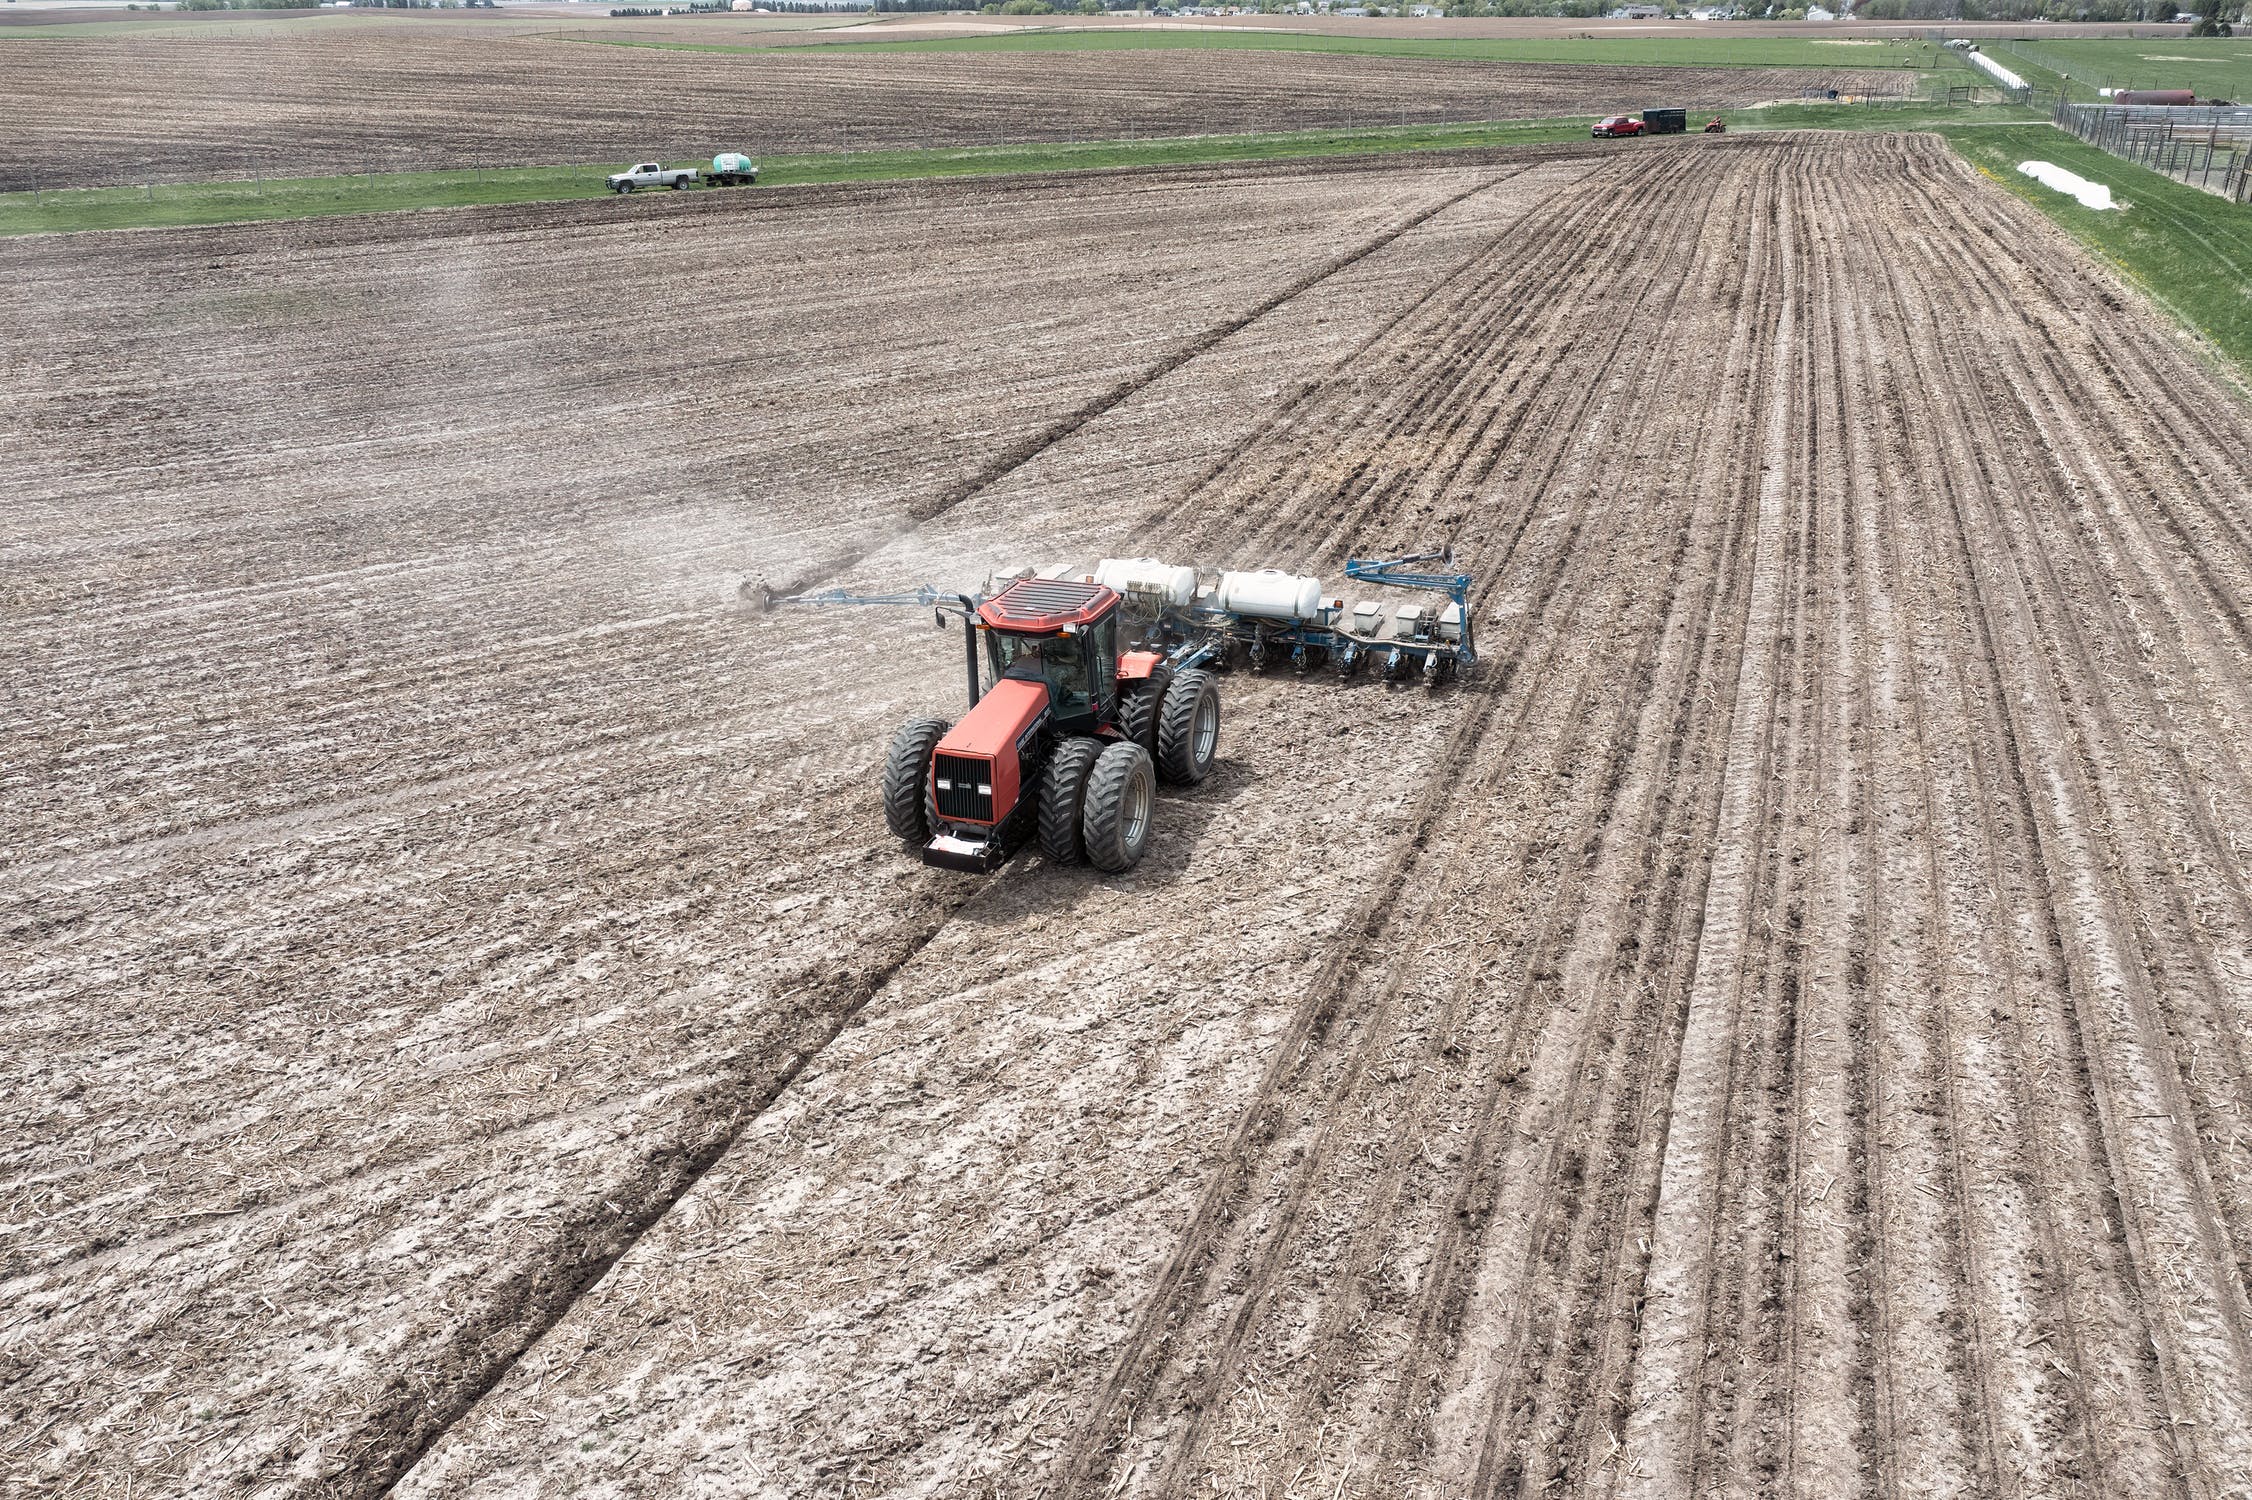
[
  {"left": 1999, "top": 36, "right": 2245, "bottom": 107},
  {"left": 2053, "top": 99, "right": 2252, "bottom": 203}
]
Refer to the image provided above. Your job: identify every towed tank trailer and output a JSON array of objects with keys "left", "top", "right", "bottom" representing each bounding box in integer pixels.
[
  {"left": 760, "top": 552, "right": 1475, "bottom": 877},
  {"left": 605, "top": 154, "right": 760, "bottom": 194}
]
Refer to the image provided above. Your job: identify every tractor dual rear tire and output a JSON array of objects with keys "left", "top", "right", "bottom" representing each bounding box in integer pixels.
[
  {"left": 1156, "top": 669, "right": 1220, "bottom": 785},
  {"left": 1081, "top": 741, "right": 1156, "bottom": 874},
  {"left": 1117, "top": 681, "right": 1159, "bottom": 752},
  {"left": 882, "top": 717, "right": 948, "bottom": 844},
  {"left": 1038, "top": 738, "right": 1105, "bottom": 865}
]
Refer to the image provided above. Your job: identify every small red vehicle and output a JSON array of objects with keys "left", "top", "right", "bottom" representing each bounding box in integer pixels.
[
  {"left": 1704, "top": 117, "right": 1727, "bottom": 133},
  {"left": 1592, "top": 115, "right": 1645, "bottom": 138}
]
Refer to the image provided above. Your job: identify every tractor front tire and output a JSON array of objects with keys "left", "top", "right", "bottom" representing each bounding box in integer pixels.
[
  {"left": 1156, "top": 669, "right": 1220, "bottom": 785},
  {"left": 1081, "top": 741, "right": 1156, "bottom": 874},
  {"left": 1038, "top": 738, "right": 1104, "bottom": 865},
  {"left": 882, "top": 717, "right": 948, "bottom": 844}
]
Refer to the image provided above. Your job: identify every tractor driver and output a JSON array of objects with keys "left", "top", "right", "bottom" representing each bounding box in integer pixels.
[{"left": 993, "top": 632, "right": 1092, "bottom": 714}]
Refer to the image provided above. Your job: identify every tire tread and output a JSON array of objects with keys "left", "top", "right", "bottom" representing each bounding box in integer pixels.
[
  {"left": 1039, "top": 738, "right": 1104, "bottom": 864},
  {"left": 882, "top": 718, "right": 948, "bottom": 843}
]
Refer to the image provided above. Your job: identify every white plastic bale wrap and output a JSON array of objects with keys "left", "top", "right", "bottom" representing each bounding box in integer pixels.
[
  {"left": 1093, "top": 558, "right": 1197, "bottom": 607},
  {"left": 1216, "top": 569, "right": 1324, "bottom": 622}
]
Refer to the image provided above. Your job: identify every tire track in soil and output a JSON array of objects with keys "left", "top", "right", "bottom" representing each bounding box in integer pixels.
[
  {"left": 1577, "top": 133, "right": 2252, "bottom": 1500},
  {"left": 1043, "top": 145, "right": 1762, "bottom": 1496},
  {"left": 1613, "top": 144, "right": 1805, "bottom": 1500},
  {"left": 1779, "top": 151, "right": 1877, "bottom": 1500},
  {"left": 1909, "top": 212, "right": 2252, "bottom": 1486},
  {"left": 332, "top": 158, "right": 1534, "bottom": 1498},
  {"left": 1889, "top": 245, "right": 2175, "bottom": 1500},
  {"left": 1882, "top": 159, "right": 2252, "bottom": 1487},
  {"left": 1859, "top": 199, "right": 2169, "bottom": 1500},
  {"left": 333, "top": 904, "right": 970, "bottom": 1496},
  {"left": 1460, "top": 152, "right": 1795, "bottom": 1500},
  {"left": 1146, "top": 153, "right": 1691, "bottom": 573},
  {"left": 1312, "top": 159, "right": 1755, "bottom": 1487},
  {"left": 1730, "top": 132, "right": 2252, "bottom": 1499},
  {"left": 901, "top": 168, "right": 1528, "bottom": 528},
  {"left": 1158, "top": 226, "right": 1708, "bottom": 1490},
  {"left": 1959, "top": 225, "right": 2252, "bottom": 1300}
]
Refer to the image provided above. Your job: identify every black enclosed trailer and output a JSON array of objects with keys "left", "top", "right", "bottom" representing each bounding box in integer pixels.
[{"left": 1644, "top": 108, "right": 1688, "bottom": 135}]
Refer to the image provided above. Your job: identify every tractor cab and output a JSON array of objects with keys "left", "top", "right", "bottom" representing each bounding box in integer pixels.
[{"left": 977, "top": 576, "right": 1121, "bottom": 732}]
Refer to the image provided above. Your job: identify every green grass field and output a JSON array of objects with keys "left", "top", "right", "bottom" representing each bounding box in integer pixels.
[
  {"left": 1981, "top": 37, "right": 2252, "bottom": 104},
  {"left": 1938, "top": 122, "right": 2252, "bottom": 378},
  {"left": 590, "top": 30, "right": 1961, "bottom": 71}
]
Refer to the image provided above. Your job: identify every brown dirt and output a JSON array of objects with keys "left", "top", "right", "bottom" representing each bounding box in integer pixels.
[
  {"left": 8, "top": 132, "right": 2252, "bottom": 1500},
  {"left": 0, "top": 24, "right": 1910, "bottom": 189}
]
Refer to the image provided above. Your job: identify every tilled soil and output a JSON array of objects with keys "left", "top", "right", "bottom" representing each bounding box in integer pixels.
[
  {"left": 0, "top": 23, "right": 1911, "bottom": 189},
  {"left": 7, "top": 133, "right": 2252, "bottom": 1500}
]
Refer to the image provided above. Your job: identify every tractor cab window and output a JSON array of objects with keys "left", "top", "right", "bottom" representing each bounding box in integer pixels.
[{"left": 991, "top": 630, "right": 1093, "bottom": 714}]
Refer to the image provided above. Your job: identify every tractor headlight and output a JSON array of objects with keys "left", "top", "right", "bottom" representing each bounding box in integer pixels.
[
  {"left": 936, "top": 779, "right": 952, "bottom": 790},
  {"left": 977, "top": 783, "right": 992, "bottom": 796}
]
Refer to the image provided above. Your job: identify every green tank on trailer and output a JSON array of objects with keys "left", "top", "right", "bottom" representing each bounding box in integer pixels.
[{"left": 702, "top": 152, "right": 760, "bottom": 188}]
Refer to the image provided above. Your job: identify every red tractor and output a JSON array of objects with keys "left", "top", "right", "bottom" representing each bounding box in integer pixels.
[
  {"left": 881, "top": 575, "right": 1219, "bottom": 875},
  {"left": 756, "top": 551, "right": 1473, "bottom": 877}
]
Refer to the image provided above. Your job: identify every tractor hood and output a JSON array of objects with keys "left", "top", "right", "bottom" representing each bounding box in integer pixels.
[
  {"left": 938, "top": 677, "right": 1050, "bottom": 759},
  {"left": 928, "top": 677, "right": 1049, "bottom": 833}
]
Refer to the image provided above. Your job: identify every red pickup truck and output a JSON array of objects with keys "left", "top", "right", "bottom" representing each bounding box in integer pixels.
[{"left": 1592, "top": 115, "right": 1645, "bottom": 138}]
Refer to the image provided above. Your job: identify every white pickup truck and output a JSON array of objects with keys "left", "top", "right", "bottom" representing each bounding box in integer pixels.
[{"left": 606, "top": 161, "right": 696, "bottom": 194}]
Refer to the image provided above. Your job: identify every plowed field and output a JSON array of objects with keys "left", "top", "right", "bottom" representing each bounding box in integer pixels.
[
  {"left": 0, "top": 25, "right": 1912, "bottom": 189},
  {"left": 7, "top": 133, "right": 2252, "bottom": 1500}
]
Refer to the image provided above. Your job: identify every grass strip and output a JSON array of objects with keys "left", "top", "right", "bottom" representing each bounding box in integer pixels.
[{"left": 1938, "top": 121, "right": 2252, "bottom": 377}]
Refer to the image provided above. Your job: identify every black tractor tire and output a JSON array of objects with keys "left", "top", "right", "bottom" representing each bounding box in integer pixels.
[
  {"left": 1116, "top": 681, "right": 1160, "bottom": 752},
  {"left": 1080, "top": 741, "right": 1156, "bottom": 874},
  {"left": 882, "top": 717, "right": 948, "bottom": 844},
  {"left": 1038, "top": 738, "right": 1104, "bottom": 865},
  {"left": 1156, "top": 669, "right": 1221, "bottom": 785}
]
